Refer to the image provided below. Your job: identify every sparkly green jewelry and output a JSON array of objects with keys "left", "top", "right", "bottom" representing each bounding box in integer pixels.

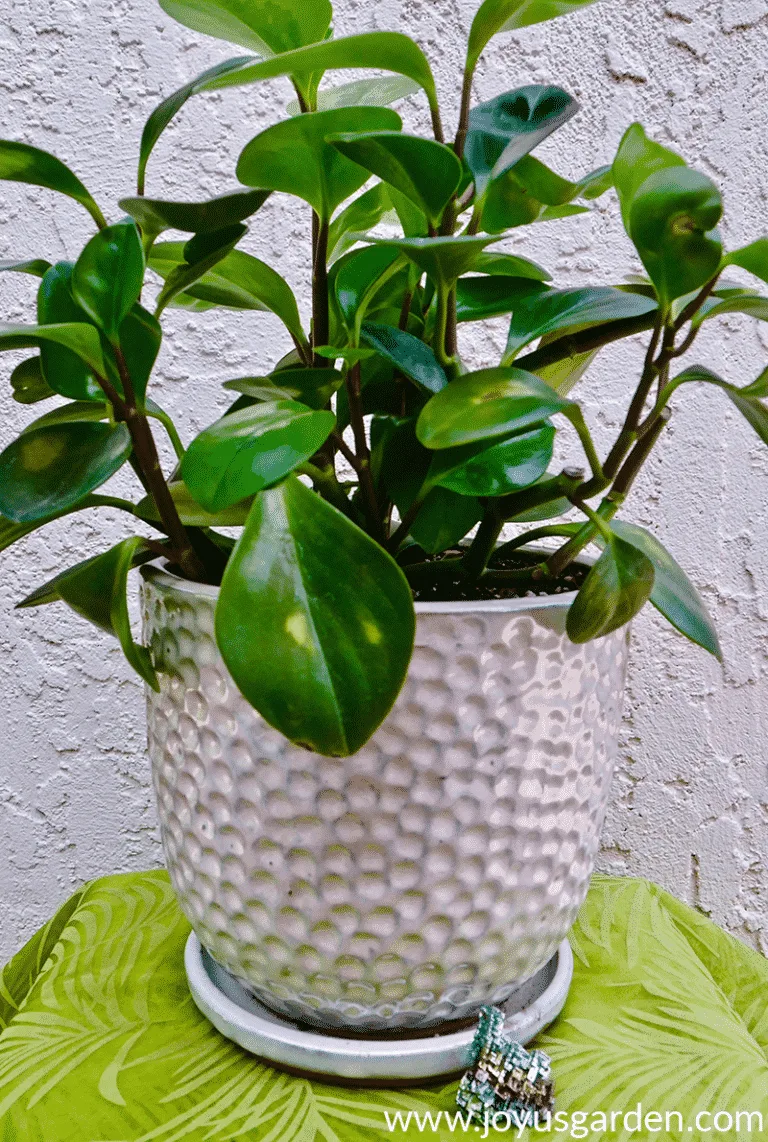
[{"left": 456, "top": 1007, "right": 555, "bottom": 1124}]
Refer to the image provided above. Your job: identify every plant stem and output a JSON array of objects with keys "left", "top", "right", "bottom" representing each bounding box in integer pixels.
[
  {"left": 563, "top": 405, "right": 605, "bottom": 484},
  {"left": 433, "top": 283, "right": 454, "bottom": 367},
  {"left": 454, "top": 63, "right": 475, "bottom": 160},
  {"left": 345, "top": 362, "right": 384, "bottom": 541},
  {"left": 388, "top": 493, "right": 429, "bottom": 553},
  {"left": 515, "top": 311, "right": 659, "bottom": 374},
  {"left": 461, "top": 505, "right": 504, "bottom": 579},
  {"left": 610, "top": 407, "right": 671, "bottom": 498},
  {"left": 602, "top": 316, "right": 664, "bottom": 481},
  {"left": 311, "top": 215, "right": 330, "bottom": 361},
  {"left": 491, "top": 525, "right": 580, "bottom": 562}
]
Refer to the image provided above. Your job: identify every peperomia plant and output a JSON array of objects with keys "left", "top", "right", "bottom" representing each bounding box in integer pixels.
[{"left": 2, "top": 0, "right": 768, "bottom": 756}]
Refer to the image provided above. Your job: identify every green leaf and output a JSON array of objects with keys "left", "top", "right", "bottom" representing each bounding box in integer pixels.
[
  {"left": 334, "top": 244, "right": 404, "bottom": 324},
  {"left": 119, "top": 188, "right": 270, "bottom": 238},
  {"left": 0, "top": 140, "right": 105, "bottom": 228},
  {"left": 216, "top": 475, "right": 415, "bottom": 755},
  {"left": 37, "top": 262, "right": 104, "bottom": 401},
  {"left": 223, "top": 367, "right": 342, "bottom": 409},
  {"left": 470, "top": 251, "right": 551, "bottom": 281},
  {"left": 725, "top": 238, "right": 768, "bottom": 286},
  {"left": 19, "top": 400, "right": 111, "bottom": 433},
  {"left": 327, "top": 184, "right": 393, "bottom": 264},
  {"left": 0, "top": 420, "right": 131, "bottom": 522},
  {"left": 466, "top": 86, "right": 579, "bottom": 197},
  {"left": 151, "top": 244, "right": 307, "bottom": 348},
  {"left": 0, "top": 318, "right": 107, "bottom": 378},
  {"left": 10, "top": 357, "right": 53, "bottom": 404},
  {"left": 629, "top": 167, "right": 723, "bottom": 305},
  {"left": 72, "top": 220, "right": 145, "bottom": 340},
  {"left": 180, "top": 400, "right": 335, "bottom": 512},
  {"left": 369, "top": 235, "right": 498, "bottom": 289},
  {"left": 427, "top": 423, "right": 555, "bottom": 497},
  {"left": 0, "top": 257, "right": 52, "bottom": 278},
  {"left": 692, "top": 292, "right": 768, "bottom": 329},
  {"left": 153, "top": 224, "right": 246, "bottom": 315},
  {"left": 567, "top": 532, "right": 655, "bottom": 642},
  {"left": 359, "top": 322, "right": 447, "bottom": 394},
  {"left": 113, "top": 304, "right": 162, "bottom": 406},
  {"left": 416, "top": 366, "right": 569, "bottom": 449},
  {"left": 409, "top": 488, "right": 482, "bottom": 553},
  {"left": 17, "top": 537, "right": 158, "bottom": 688},
  {"left": 159, "top": 0, "right": 332, "bottom": 55},
  {"left": 533, "top": 346, "right": 599, "bottom": 394},
  {"left": 135, "top": 481, "right": 252, "bottom": 527},
  {"left": 467, "top": 0, "right": 600, "bottom": 70},
  {"left": 237, "top": 107, "right": 402, "bottom": 221},
  {"left": 504, "top": 286, "right": 657, "bottom": 361},
  {"left": 456, "top": 275, "right": 548, "bottom": 322},
  {"left": 138, "top": 56, "right": 251, "bottom": 194},
  {"left": 0, "top": 494, "right": 123, "bottom": 555},
  {"left": 613, "top": 123, "right": 686, "bottom": 231},
  {"left": 671, "top": 364, "right": 768, "bottom": 445},
  {"left": 610, "top": 521, "right": 721, "bottom": 659},
  {"left": 201, "top": 33, "right": 440, "bottom": 124},
  {"left": 328, "top": 132, "right": 462, "bottom": 227},
  {"left": 289, "top": 76, "right": 421, "bottom": 114}
]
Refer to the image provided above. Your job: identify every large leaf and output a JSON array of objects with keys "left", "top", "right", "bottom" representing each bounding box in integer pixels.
[
  {"left": 159, "top": 0, "right": 332, "bottom": 54},
  {"left": 290, "top": 76, "right": 420, "bottom": 114},
  {"left": 17, "top": 537, "right": 157, "bottom": 687},
  {"left": 237, "top": 107, "right": 402, "bottom": 221},
  {"left": 0, "top": 495, "right": 129, "bottom": 556},
  {"left": 467, "top": 0, "right": 600, "bottom": 70},
  {"left": 216, "top": 475, "right": 415, "bottom": 755},
  {"left": 416, "top": 366, "right": 569, "bottom": 449},
  {"left": 465, "top": 86, "right": 579, "bottom": 197},
  {"left": 567, "top": 532, "right": 655, "bottom": 642},
  {"left": 0, "top": 420, "right": 131, "bottom": 522},
  {"left": 113, "top": 304, "right": 163, "bottom": 406},
  {"left": 0, "top": 257, "right": 52, "bottom": 278},
  {"left": 670, "top": 365, "right": 768, "bottom": 446},
  {"left": 456, "top": 274, "right": 548, "bottom": 322},
  {"left": 369, "top": 235, "right": 498, "bottom": 289},
  {"left": 119, "top": 189, "right": 270, "bottom": 239},
  {"left": 612, "top": 123, "right": 686, "bottom": 231},
  {"left": 334, "top": 245, "right": 405, "bottom": 325},
  {"left": 504, "top": 286, "right": 657, "bottom": 361},
  {"left": 328, "top": 132, "right": 461, "bottom": 227},
  {"left": 36, "top": 263, "right": 104, "bottom": 401},
  {"left": 692, "top": 293, "right": 768, "bottom": 330},
  {"left": 0, "top": 319, "right": 107, "bottom": 378},
  {"left": 150, "top": 244, "right": 306, "bottom": 348},
  {"left": 0, "top": 140, "right": 105, "bottom": 228},
  {"left": 725, "top": 238, "right": 768, "bottom": 286},
  {"left": 10, "top": 357, "right": 53, "bottom": 404},
  {"left": 471, "top": 250, "right": 551, "bottom": 280},
  {"left": 223, "top": 367, "right": 342, "bottom": 409},
  {"left": 359, "top": 322, "right": 447, "bottom": 394},
  {"left": 180, "top": 400, "right": 335, "bottom": 512},
  {"left": 138, "top": 56, "right": 251, "bottom": 193},
  {"left": 153, "top": 225, "right": 247, "bottom": 315},
  {"left": 629, "top": 167, "right": 722, "bottom": 305},
  {"left": 72, "top": 220, "right": 145, "bottom": 340},
  {"left": 610, "top": 521, "right": 721, "bottom": 659},
  {"left": 427, "top": 422, "right": 555, "bottom": 497},
  {"left": 135, "top": 481, "right": 252, "bottom": 527},
  {"left": 327, "top": 184, "right": 393, "bottom": 263}
]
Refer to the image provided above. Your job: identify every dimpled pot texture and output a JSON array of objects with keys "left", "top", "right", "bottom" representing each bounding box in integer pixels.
[{"left": 141, "top": 563, "right": 629, "bottom": 1032}]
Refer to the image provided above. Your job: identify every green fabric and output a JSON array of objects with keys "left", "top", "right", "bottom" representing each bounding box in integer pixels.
[{"left": 0, "top": 871, "right": 766, "bottom": 1140}]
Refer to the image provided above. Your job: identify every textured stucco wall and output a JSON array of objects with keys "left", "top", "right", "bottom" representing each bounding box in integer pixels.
[{"left": 1, "top": 0, "right": 767, "bottom": 962}]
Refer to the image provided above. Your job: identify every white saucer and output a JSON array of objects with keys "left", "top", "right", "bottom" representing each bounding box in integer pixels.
[{"left": 185, "top": 935, "right": 573, "bottom": 1085}]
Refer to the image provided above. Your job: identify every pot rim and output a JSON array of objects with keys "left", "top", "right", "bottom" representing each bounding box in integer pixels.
[{"left": 141, "top": 547, "right": 592, "bottom": 615}]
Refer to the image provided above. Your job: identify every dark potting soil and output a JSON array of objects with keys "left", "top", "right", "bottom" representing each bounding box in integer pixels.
[{"left": 409, "top": 550, "right": 589, "bottom": 603}]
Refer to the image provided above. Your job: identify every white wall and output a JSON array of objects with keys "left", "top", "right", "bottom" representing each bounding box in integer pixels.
[{"left": 1, "top": 0, "right": 766, "bottom": 962}]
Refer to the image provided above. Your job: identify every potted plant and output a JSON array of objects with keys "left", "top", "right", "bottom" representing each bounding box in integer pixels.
[{"left": 2, "top": 0, "right": 767, "bottom": 1036}]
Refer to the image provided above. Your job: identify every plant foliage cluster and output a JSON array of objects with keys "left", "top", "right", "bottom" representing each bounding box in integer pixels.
[{"left": 2, "top": 0, "right": 768, "bottom": 754}]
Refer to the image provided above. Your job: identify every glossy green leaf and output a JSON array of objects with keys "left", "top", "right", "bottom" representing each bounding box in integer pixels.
[
  {"left": 467, "top": 0, "right": 599, "bottom": 70},
  {"left": 329, "top": 132, "right": 462, "bottom": 227},
  {"left": 360, "top": 322, "right": 447, "bottom": 394},
  {"left": 216, "top": 475, "right": 415, "bottom": 755},
  {"left": 725, "top": 238, "right": 768, "bottom": 286},
  {"left": 113, "top": 304, "right": 162, "bottom": 406},
  {"left": 504, "top": 286, "right": 657, "bottom": 361},
  {"left": 290, "top": 76, "right": 421, "bottom": 114},
  {"left": 181, "top": 400, "right": 335, "bottom": 512},
  {"left": 327, "top": 184, "right": 393, "bottom": 263},
  {"left": 480, "top": 168, "right": 553, "bottom": 232},
  {"left": 533, "top": 346, "right": 599, "bottom": 394},
  {"left": 670, "top": 365, "right": 768, "bottom": 446},
  {"left": 153, "top": 224, "right": 246, "bottom": 315},
  {"left": 427, "top": 422, "right": 555, "bottom": 497},
  {"left": 138, "top": 56, "right": 251, "bottom": 194},
  {"left": 567, "top": 532, "right": 655, "bottom": 642},
  {"left": 19, "top": 400, "right": 111, "bottom": 433},
  {"left": 334, "top": 245, "right": 404, "bottom": 324},
  {"left": 0, "top": 420, "right": 131, "bottom": 523},
  {"left": 0, "top": 140, "right": 105, "bottom": 228},
  {"left": 135, "top": 481, "right": 252, "bottom": 527},
  {"left": 223, "top": 368, "right": 342, "bottom": 409},
  {"left": 466, "top": 86, "right": 579, "bottom": 196},
  {"left": 237, "top": 107, "right": 402, "bottom": 221},
  {"left": 37, "top": 262, "right": 104, "bottom": 402},
  {"left": 0, "top": 318, "right": 107, "bottom": 379},
  {"left": 692, "top": 292, "right": 768, "bottom": 329},
  {"left": 0, "top": 494, "right": 122, "bottom": 555},
  {"left": 10, "top": 357, "right": 53, "bottom": 404},
  {"left": 629, "top": 167, "right": 722, "bottom": 305},
  {"left": 456, "top": 275, "right": 548, "bottom": 322},
  {"left": 409, "top": 488, "right": 482, "bottom": 553},
  {"left": 0, "top": 257, "right": 52, "bottom": 278},
  {"left": 71, "top": 220, "right": 145, "bottom": 340},
  {"left": 417, "top": 366, "right": 569, "bottom": 449},
  {"left": 201, "top": 34, "right": 439, "bottom": 121},
  {"left": 471, "top": 251, "right": 551, "bottom": 281},
  {"left": 160, "top": 0, "right": 332, "bottom": 54},
  {"left": 610, "top": 521, "right": 721, "bottom": 659},
  {"left": 119, "top": 189, "right": 270, "bottom": 238},
  {"left": 17, "top": 537, "right": 157, "bottom": 687},
  {"left": 369, "top": 235, "right": 498, "bottom": 289},
  {"left": 613, "top": 123, "right": 686, "bottom": 231}
]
